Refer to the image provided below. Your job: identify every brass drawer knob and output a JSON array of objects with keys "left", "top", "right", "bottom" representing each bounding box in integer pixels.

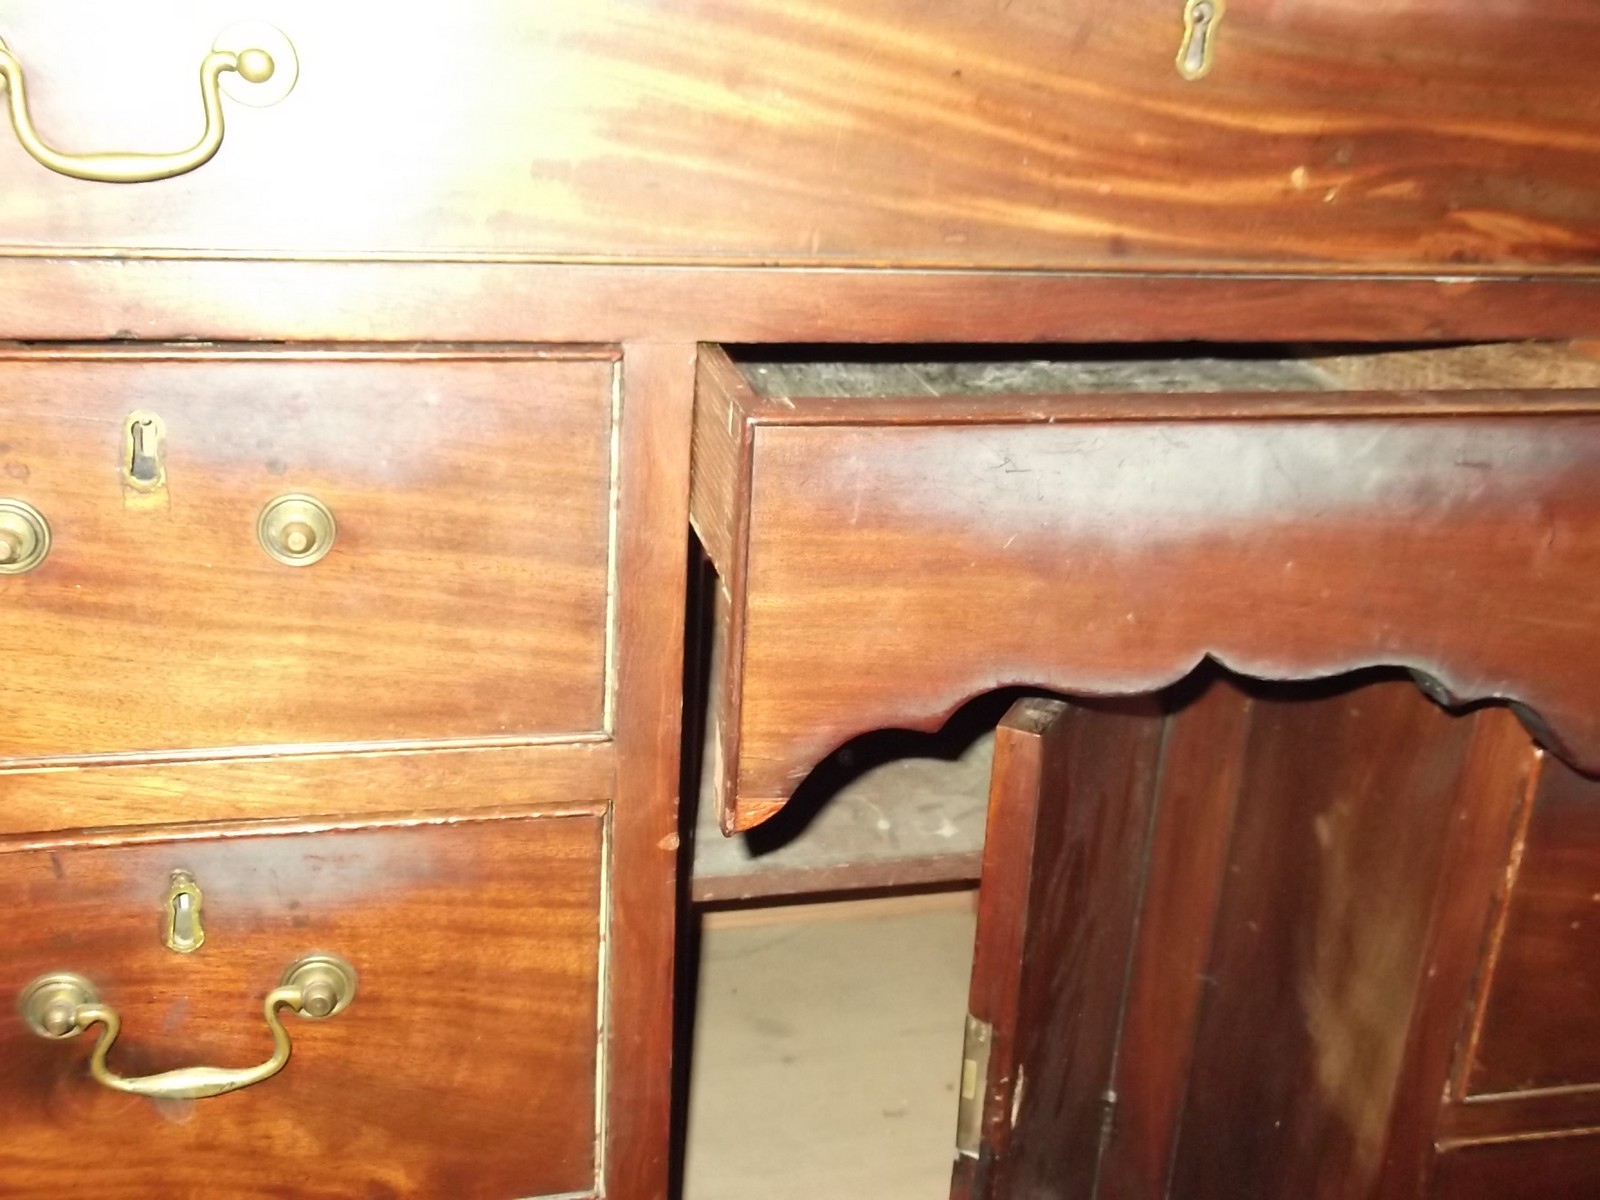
[
  {"left": 257, "top": 493, "right": 337, "bottom": 566},
  {"left": 19, "top": 954, "right": 357, "bottom": 1102},
  {"left": 0, "top": 498, "right": 50, "bottom": 574},
  {"left": 0, "top": 23, "right": 298, "bottom": 184}
]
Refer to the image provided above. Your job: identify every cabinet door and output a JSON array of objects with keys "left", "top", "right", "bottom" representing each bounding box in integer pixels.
[
  {"left": 951, "top": 695, "right": 1167, "bottom": 1200},
  {"left": 951, "top": 675, "right": 1595, "bottom": 1200}
]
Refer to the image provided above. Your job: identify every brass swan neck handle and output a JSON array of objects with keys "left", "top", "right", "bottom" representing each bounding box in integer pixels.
[
  {"left": 20, "top": 954, "right": 356, "bottom": 1102},
  {"left": 0, "top": 23, "right": 296, "bottom": 183}
]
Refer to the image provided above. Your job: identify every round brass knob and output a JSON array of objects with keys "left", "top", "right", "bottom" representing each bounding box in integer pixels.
[
  {"left": 281, "top": 954, "right": 357, "bottom": 1020},
  {"left": 0, "top": 499, "right": 51, "bottom": 575},
  {"left": 300, "top": 978, "right": 338, "bottom": 1018},
  {"left": 257, "top": 494, "right": 336, "bottom": 567},
  {"left": 236, "top": 48, "right": 276, "bottom": 85},
  {"left": 18, "top": 972, "right": 98, "bottom": 1040}
]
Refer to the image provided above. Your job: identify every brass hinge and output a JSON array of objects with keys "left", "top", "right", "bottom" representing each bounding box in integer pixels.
[{"left": 955, "top": 1013, "right": 994, "bottom": 1160}]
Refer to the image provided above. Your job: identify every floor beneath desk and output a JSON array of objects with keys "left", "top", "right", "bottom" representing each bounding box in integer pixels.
[{"left": 683, "top": 893, "right": 977, "bottom": 1200}]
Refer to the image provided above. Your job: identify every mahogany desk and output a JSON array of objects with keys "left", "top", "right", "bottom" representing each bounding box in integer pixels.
[{"left": 1, "top": 4, "right": 1598, "bottom": 1197}]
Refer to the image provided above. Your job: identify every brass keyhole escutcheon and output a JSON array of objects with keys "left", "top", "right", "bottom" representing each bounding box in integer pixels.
[
  {"left": 164, "top": 870, "right": 205, "bottom": 954},
  {"left": 0, "top": 498, "right": 50, "bottom": 574},
  {"left": 257, "top": 494, "right": 336, "bottom": 567},
  {"left": 1177, "top": 0, "right": 1224, "bottom": 80}
]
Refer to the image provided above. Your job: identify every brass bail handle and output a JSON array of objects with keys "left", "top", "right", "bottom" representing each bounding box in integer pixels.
[
  {"left": 0, "top": 22, "right": 297, "bottom": 183},
  {"left": 18, "top": 954, "right": 356, "bottom": 1101}
]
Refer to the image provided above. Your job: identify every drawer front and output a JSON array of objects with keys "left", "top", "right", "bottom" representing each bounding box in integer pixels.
[
  {"left": 692, "top": 349, "right": 1600, "bottom": 832},
  {"left": 0, "top": 809, "right": 604, "bottom": 1200},
  {"left": 0, "top": 3, "right": 1596, "bottom": 272},
  {"left": 0, "top": 743, "right": 612, "bottom": 838},
  {"left": 1463, "top": 756, "right": 1600, "bottom": 1096},
  {"left": 0, "top": 348, "right": 615, "bottom": 761}
]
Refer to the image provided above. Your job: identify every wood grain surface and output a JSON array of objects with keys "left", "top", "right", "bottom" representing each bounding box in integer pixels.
[
  {"left": 0, "top": 346, "right": 616, "bottom": 761},
  {"left": 0, "top": 810, "right": 605, "bottom": 1200},
  {"left": 957, "top": 697, "right": 1165, "bottom": 1200},
  {"left": 951, "top": 699, "right": 1066, "bottom": 1200},
  {"left": 0, "top": 2, "right": 1597, "bottom": 273},
  {"left": 1169, "top": 679, "right": 1481, "bottom": 1199},
  {"left": 0, "top": 741, "right": 611, "bottom": 838},
  {"left": 1095, "top": 675, "right": 1256, "bottom": 1199},
  {"left": 958, "top": 673, "right": 1597, "bottom": 1197},
  {"left": 602, "top": 342, "right": 698, "bottom": 1200},
  {"left": 1431, "top": 1133, "right": 1600, "bottom": 1200},
  {"left": 1461, "top": 755, "right": 1600, "bottom": 1098},
  {"left": 695, "top": 354, "right": 1600, "bottom": 830},
  {"left": 1375, "top": 707, "right": 1537, "bottom": 1198},
  {"left": 5, "top": 262, "right": 1600, "bottom": 347}
]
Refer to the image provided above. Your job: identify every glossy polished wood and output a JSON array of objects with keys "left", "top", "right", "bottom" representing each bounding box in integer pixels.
[
  {"left": 0, "top": 742, "right": 611, "bottom": 838},
  {"left": 695, "top": 349, "right": 1600, "bottom": 831},
  {"left": 0, "top": 809, "right": 605, "bottom": 1200},
  {"left": 951, "top": 698, "right": 1067, "bottom": 1200},
  {"left": 1097, "top": 677, "right": 1255, "bottom": 1199},
  {"left": 0, "top": 346, "right": 616, "bottom": 762},
  {"left": 1169, "top": 680, "right": 1483, "bottom": 1199},
  {"left": 960, "top": 673, "right": 1596, "bottom": 1197},
  {"left": 1372, "top": 706, "right": 1538, "bottom": 1198},
  {"left": 6, "top": 263, "right": 1600, "bottom": 348},
  {"left": 1460, "top": 756, "right": 1600, "bottom": 1098},
  {"left": 3, "top": 9, "right": 1599, "bottom": 1197},
  {"left": 604, "top": 342, "right": 697, "bottom": 1200},
  {"left": 955, "top": 696, "right": 1164, "bottom": 1200},
  {"left": 1, "top": 3, "right": 1597, "bottom": 273}
]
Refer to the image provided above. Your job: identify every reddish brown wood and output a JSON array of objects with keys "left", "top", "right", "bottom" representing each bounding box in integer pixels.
[
  {"left": 0, "top": 346, "right": 616, "bottom": 762},
  {"left": 1, "top": 3, "right": 1598, "bottom": 273},
  {"left": 1431, "top": 1133, "right": 1600, "bottom": 1200},
  {"left": 0, "top": 810, "right": 605, "bottom": 1199},
  {"left": 6, "top": 262, "right": 1600, "bottom": 346},
  {"left": 1097, "top": 675, "right": 1255, "bottom": 1199},
  {"left": 1169, "top": 681, "right": 1484, "bottom": 1199},
  {"left": 959, "top": 673, "right": 1596, "bottom": 1198},
  {"left": 1376, "top": 709, "right": 1539, "bottom": 1200},
  {"left": 603, "top": 342, "right": 697, "bottom": 1200},
  {"left": 695, "top": 362, "right": 1600, "bottom": 831},
  {"left": 1440, "top": 1090, "right": 1600, "bottom": 1150},
  {"left": 953, "top": 698, "right": 1068, "bottom": 1200},
  {"left": 2, "top": 15, "right": 1598, "bottom": 1197},
  {"left": 1465, "top": 757, "right": 1600, "bottom": 1097},
  {"left": 689, "top": 351, "right": 755, "bottom": 573},
  {"left": 0, "top": 742, "right": 612, "bottom": 837},
  {"left": 956, "top": 696, "right": 1166, "bottom": 1199}
]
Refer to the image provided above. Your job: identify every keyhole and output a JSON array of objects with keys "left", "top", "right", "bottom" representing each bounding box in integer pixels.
[
  {"left": 129, "top": 421, "right": 159, "bottom": 483},
  {"left": 123, "top": 412, "right": 167, "bottom": 492},
  {"left": 164, "top": 870, "right": 205, "bottom": 954},
  {"left": 172, "top": 892, "right": 196, "bottom": 942}
]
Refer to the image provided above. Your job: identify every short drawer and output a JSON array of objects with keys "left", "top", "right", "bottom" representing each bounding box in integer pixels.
[
  {"left": 690, "top": 344, "right": 1600, "bottom": 833},
  {"left": 0, "top": 345, "right": 616, "bottom": 762},
  {"left": 0, "top": 808, "right": 604, "bottom": 1200},
  {"left": 0, "top": 4, "right": 1596, "bottom": 272}
]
